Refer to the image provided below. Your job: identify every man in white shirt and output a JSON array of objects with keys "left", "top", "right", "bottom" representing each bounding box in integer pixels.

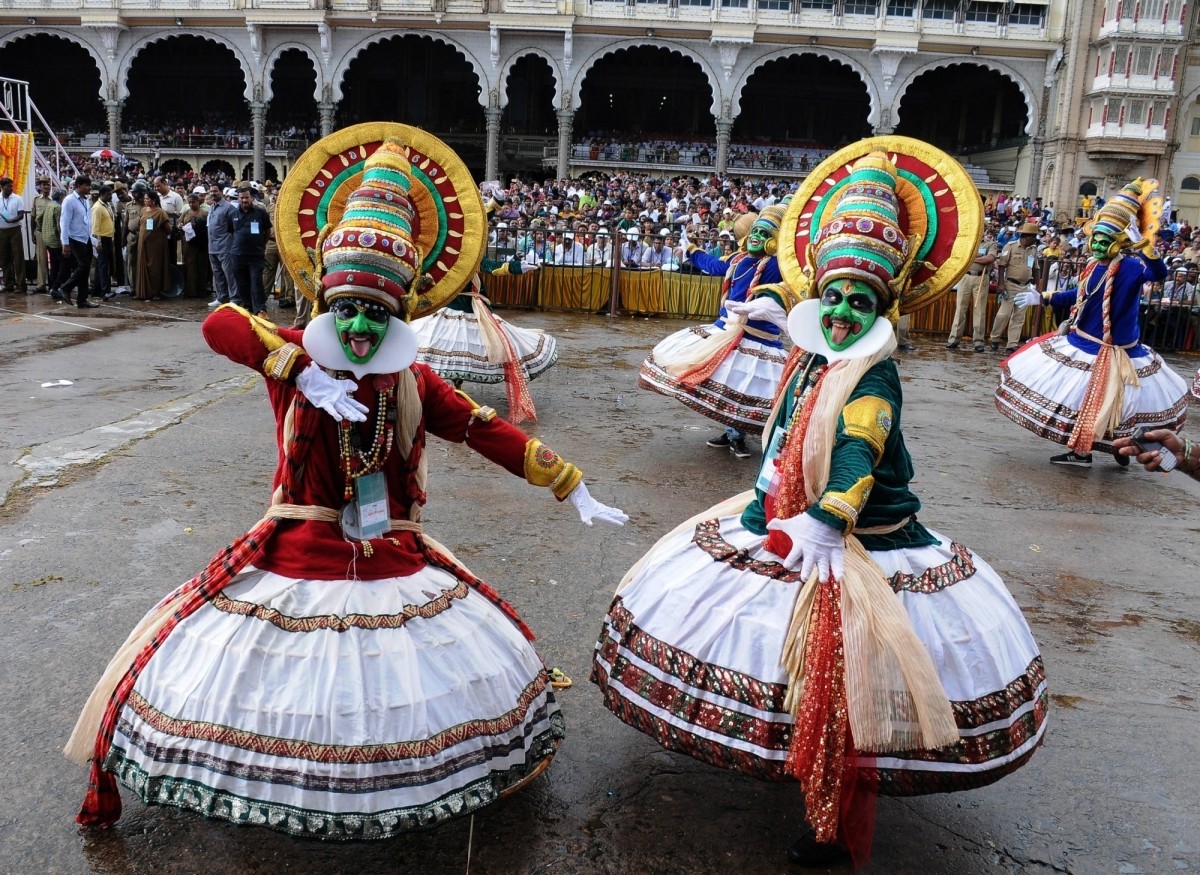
[
  {"left": 586, "top": 230, "right": 613, "bottom": 267},
  {"left": 0, "top": 176, "right": 27, "bottom": 294},
  {"left": 641, "top": 233, "right": 673, "bottom": 269},
  {"left": 552, "top": 231, "right": 585, "bottom": 266},
  {"left": 620, "top": 230, "right": 646, "bottom": 269}
]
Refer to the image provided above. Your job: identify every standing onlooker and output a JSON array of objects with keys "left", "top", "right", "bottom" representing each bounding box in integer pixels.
[
  {"left": 946, "top": 231, "right": 999, "bottom": 352},
  {"left": 990, "top": 222, "right": 1040, "bottom": 352},
  {"left": 229, "top": 185, "right": 271, "bottom": 316},
  {"left": 135, "top": 190, "right": 172, "bottom": 300},
  {"left": 179, "top": 192, "right": 210, "bottom": 298},
  {"left": 32, "top": 176, "right": 51, "bottom": 292},
  {"left": 0, "top": 177, "right": 28, "bottom": 295},
  {"left": 154, "top": 175, "right": 184, "bottom": 274},
  {"left": 57, "top": 175, "right": 94, "bottom": 307},
  {"left": 111, "top": 183, "right": 131, "bottom": 292},
  {"left": 90, "top": 183, "right": 115, "bottom": 302},
  {"left": 40, "top": 189, "right": 64, "bottom": 297},
  {"left": 206, "top": 185, "right": 236, "bottom": 307},
  {"left": 124, "top": 185, "right": 147, "bottom": 297}
]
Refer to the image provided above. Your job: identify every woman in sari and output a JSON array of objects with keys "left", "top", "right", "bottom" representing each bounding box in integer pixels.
[{"left": 135, "top": 190, "right": 172, "bottom": 300}]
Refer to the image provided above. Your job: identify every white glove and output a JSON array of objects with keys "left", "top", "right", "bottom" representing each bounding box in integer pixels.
[
  {"left": 567, "top": 482, "right": 628, "bottom": 527},
  {"left": 678, "top": 225, "right": 689, "bottom": 250},
  {"left": 1014, "top": 289, "right": 1041, "bottom": 310},
  {"left": 765, "top": 513, "right": 846, "bottom": 583},
  {"left": 295, "top": 362, "right": 369, "bottom": 423},
  {"left": 522, "top": 262, "right": 539, "bottom": 273},
  {"left": 725, "top": 296, "right": 789, "bottom": 330}
]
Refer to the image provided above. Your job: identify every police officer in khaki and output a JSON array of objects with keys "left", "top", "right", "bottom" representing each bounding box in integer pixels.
[
  {"left": 946, "top": 227, "right": 999, "bottom": 352},
  {"left": 32, "top": 176, "right": 52, "bottom": 292},
  {"left": 990, "top": 221, "right": 1040, "bottom": 352}
]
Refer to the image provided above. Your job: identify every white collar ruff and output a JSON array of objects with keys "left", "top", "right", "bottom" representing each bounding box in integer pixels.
[
  {"left": 302, "top": 312, "right": 417, "bottom": 378},
  {"left": 786, "top": 298, "right": 895, "bottom": 363}
]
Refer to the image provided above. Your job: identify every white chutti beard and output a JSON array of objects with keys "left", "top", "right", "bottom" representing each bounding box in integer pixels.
[
  {"left": 303, "top": 313, "right": 417, "bottom": 378},
  {"left": 786, "top": 298, "right": 895, "bottom": 363}
]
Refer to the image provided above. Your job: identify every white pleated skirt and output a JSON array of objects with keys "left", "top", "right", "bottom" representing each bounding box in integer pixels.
[
  {"left": 995, "top": 336, "right": 1188, "bottom": 451},
  {"left": 638, "top": 324, "right": 787, "bottom": 433},
  {"left": 413, "top": 308, "right": 558, "bottom": 385},
  {"left": 104, "top": 565, "right": 563, "bottom": 839},
  {"left": 592, "top": 513, "right": 1046, "bottom": 796}
]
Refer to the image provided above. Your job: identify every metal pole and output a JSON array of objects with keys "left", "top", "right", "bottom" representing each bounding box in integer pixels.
[{"left": 608, "top": 242, "right": 621, "bottom": 317}]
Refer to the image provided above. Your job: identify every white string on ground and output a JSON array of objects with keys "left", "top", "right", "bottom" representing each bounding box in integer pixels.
[
  {"left": 466, "top": 813, "right": 474, "bottom": 875},
  {"left": 0, "top": 306, "right": 105, "bottom": 332}
]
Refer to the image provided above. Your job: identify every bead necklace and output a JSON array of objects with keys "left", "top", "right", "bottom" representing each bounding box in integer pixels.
[{"left": 337, "top": 379, "right": 398, "bottom": 502}]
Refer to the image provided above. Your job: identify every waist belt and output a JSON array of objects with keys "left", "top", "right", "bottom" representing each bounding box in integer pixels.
[
  {"left": 264, "top": 503, "right": 424, "bottom": 534},
  {"left": 1070, "top": 326, "right": 1138, "bottom": 350},
  {"left": 854, "top": 515, "right": 912, "bottom": 535}
]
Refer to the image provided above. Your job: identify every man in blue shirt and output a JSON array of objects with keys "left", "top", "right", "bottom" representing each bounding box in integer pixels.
[
  {"left": 206, "top": 185, "right": 236, "bottom": 308},
  {"left": 56, "top": 176, "right": 97, "bottom": 308},
  {"left": 228, "top": 185, "right": 271, "bottom": 316}
]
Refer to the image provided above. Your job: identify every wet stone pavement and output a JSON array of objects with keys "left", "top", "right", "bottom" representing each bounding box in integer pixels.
[{"left": 0, "top": 292, "right": 1197, "bottom": 875}]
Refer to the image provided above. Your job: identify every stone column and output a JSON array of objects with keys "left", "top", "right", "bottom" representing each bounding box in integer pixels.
[
  {"left": 715, "top": 117, "right": 734, "bottom": 174},
  {"left": 485, "top": 106, "right": 503, "bottom": 182},
  {"left": 250, "top": 101, "right": 266, "bottom": 182},
  {"left": 556, "top": 109, "right": 573, "bottom": 179},
  {"left": 105, "top": 100, "right": 122, "bottom": 153},
  {"left": 318, "top": 102, "right": 335, "bottom": 138}
]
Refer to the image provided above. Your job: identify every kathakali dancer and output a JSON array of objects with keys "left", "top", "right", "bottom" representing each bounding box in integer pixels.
[
  {"left": 594, "top": 138, "right": 1047, "bottom": 867},
  {"left": 995, "top": 177, "right": 1188, "bottom": 466},
  {"left": 66, "top": 125, "right": 625, "bottom": 839},
  {"left": 412, "top": 256, "right": 558, "bottom": 425},
  {"left": 638, "top": 205, "right": 800, "bottom": 460}
]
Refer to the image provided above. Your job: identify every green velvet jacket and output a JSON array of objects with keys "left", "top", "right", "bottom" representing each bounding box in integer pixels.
[{"left": 741, "top": 353, "right": 937, "bottom": 551}]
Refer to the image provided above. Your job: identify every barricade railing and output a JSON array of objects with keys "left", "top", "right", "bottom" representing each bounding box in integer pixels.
[{"left": 482, "top": 242, "right": 1198, "bottom": 353}]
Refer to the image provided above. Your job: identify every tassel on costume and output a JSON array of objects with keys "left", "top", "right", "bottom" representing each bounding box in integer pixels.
[{"left": 77, "top": 761, "right": 121, "bottom": 827}]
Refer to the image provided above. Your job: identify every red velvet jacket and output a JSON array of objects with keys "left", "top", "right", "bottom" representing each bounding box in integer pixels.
[{"left": 202, "top": 307, "right": 533, "bottom": 580}]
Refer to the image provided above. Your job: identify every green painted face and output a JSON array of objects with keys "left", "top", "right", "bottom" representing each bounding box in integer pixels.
[
  {"left": 1090, "top": 230, "right": 1119, "bottom": 260},
  {"left": 820, "top": 279, "right": 879, "bottom": 351},
  {"left": 746, "top": 220, "right": 776, "bottom": 256},
  {"left": 330, "top": 297, "right": 391, "bottom": 364}
]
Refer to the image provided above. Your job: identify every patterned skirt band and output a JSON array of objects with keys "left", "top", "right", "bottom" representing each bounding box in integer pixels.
[{"left": 263, "top": 503, "right": 423, "bottom": 535}]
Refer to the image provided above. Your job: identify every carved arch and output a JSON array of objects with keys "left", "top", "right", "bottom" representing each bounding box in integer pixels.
[
  {"left": 262, "top": 42, "right": 325, "bottom": 105},
  {"left": 0, "top": 29, "right": 109, "bottom": 103},
  {"left": 892, "top": 57, "right": 1038, "bottom": 136},
  {"left": 331, "top": 32, "right": 488, "bottom": 107},
  {"left": 570, "top": 40, "right": 722, "bottom": 117},
  {"left": 731, "top": 47, "right": 880, "bottom": 129},
  {"left": 498, "top": 48, "right": 563, "bottom": 112},
  {"left": 119, "top": 32, "right": 254, "bottom": 104}
]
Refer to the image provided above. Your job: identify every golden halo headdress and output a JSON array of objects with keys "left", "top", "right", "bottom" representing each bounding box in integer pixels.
[
  {"left": 276, "top": 122, "right": 486, "bottom": 320},
  {"left": 779, "top": 135, "right": 983, "bottom": 319}
]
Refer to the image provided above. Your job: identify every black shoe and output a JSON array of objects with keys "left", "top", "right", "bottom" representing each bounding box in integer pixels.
[
  {"left": 729, "top": 437, "right": 753, "bottom": 459},
  {"left": 1004, "top": 346, "right": 1019, "bottom": 354},
  {"left": 945, "top": 340, "right": 959, "bottom": 349},
  {"left": 706, "top": 432, "right": 733, "bottom": 448},
  {"left": 103, "top": 291, "right": 116, "bottom": 300},
  {"left": 974, "top": 344, "right": 986, "bottom": 352},
  {"left": 990, "top": 342, "right": 1000, "bottom": 351},
  {"left": 78, "top": 300, "right": 100, "bottom": 308},
  {"left": 899, "top": 342, "right": 916, "bottom": 351},
  {"left": 1050, "top": 451, "right": 1092, "bottom": 466},
  {"left": 786, "top": 831, "right": 850, "bottom": 867},
  {"left": 278, "top": 298, "right": 295, "bottom": 309},
  {"left": 50, "top": 289, "right": 66, "bottom": 302},
  {"left": 1114, "top": 450, "right": 1130, "bottom": 467}
]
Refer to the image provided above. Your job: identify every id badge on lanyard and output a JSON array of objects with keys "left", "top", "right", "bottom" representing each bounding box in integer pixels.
[{"left": 341, "top": 471, "right": 390, "bottom": 540}]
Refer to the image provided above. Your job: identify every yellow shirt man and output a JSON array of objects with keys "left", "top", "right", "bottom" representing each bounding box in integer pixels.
[{"left": 91, "top": 199, "right": 114, "bottom": 239}]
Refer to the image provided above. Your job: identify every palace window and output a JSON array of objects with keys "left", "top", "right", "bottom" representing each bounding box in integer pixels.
[
  {"left": 886, "top": 0, "right": 917, "bottom": 16},
  {"left": 1139, "top": 0, "right": 1164, "bottom": 20},
  {"left": 798, "top": 0, "right": 834, "bottom": 7},
  {"left": 922, "top": 0, "right": 957, "bottom": 19},
  {"left": 1134, "top": 46, "right": 1154, "bottom": 76},
  {"left": 1009, "top": 4, "right": 1045, "bottom": 26},
  {"left": 1182, "top": 177, "right": 1200, "bottom": 191},
  {"left": 1190, "top": 115, "right": 1200, "bottom": 136},
  {"left": 964, "top": 1, "right": 1001, "bottom": 23},
  {"left": 844, "top": 0, "right": 880, "bottom": 13},
  {"left": 1127, "top": 99, "right": 1146, "bottom": 125},
  {"left": 761, "top": 0, "right": 792, "bottom": 9},
  {"left": 1112, "top": 44, "right": 1129, "bottom": 75},
  {"left": 721, "top": 0, "right": 749, "bottom": 7}
]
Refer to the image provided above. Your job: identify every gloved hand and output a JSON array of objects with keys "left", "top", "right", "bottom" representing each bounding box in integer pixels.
[
  {"left": 522, "top": 262, "right": 539, "bottom": 273},
  {"left": 679, "top": 224, "right": 690, "bottom": 250},
  {"left": 568, "top": 482, "right": 628, "bottom": 527},
  {"left": 726, "top": 296, "right": 789, "bottom": 330},
  {"left": 295, "top": 362, "right": 369, "bottom": 423},
  {"left": 1014, "top": 289, "right": 1042, "bottom": 310},
  {"left": 766, "top": 512, "right": 846, "bottom": 583}
]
